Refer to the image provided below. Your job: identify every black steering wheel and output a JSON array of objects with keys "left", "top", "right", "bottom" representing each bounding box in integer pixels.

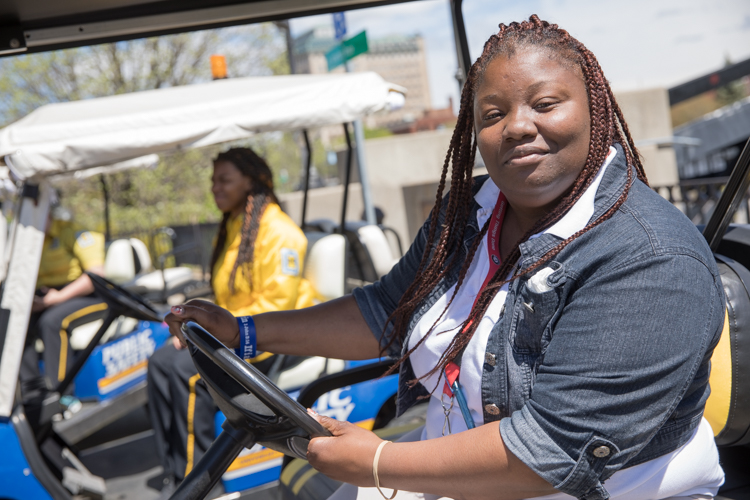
[
  {"left": 181, "top": 321, "right": 332, "bottom": 461},
  {"left": 86, "top": 271, "right": 162, "bottom": 322}
]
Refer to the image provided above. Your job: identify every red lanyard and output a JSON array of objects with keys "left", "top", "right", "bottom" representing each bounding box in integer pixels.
[{"left": 443, "top": 191, "right": 508, "bottom": 398}]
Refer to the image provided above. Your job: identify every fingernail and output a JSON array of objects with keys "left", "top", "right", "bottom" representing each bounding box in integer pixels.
[
  {"left": 307, "top": 408, "right": 318, "bottom": 415},
  {"left": 172, "top": 306, "right": 184, "bottom": 314}
]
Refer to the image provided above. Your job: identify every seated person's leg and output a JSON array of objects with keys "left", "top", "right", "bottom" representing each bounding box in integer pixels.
[
  {"left": 38, "top": 296, "right": 107, "bottom": 392},
  {"left": 161, "top": 345, "right": 218, "bottom": 483},
  {"left": 148, "top": 341, "right": 183, "bottom": 482},
  {"left": 20, "top": 312, "right": 46, "bottom": 395}
]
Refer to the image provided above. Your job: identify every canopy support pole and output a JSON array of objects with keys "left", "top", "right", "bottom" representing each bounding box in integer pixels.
[
  {"left": 0, "top": 199, "right": 9, "bottom": 283},
  {"left": 449, "top": 0, "right": 471, "bottom": 92},
  {"left": 352, "top": 119, "right": 376, "bottom": 224},
  {"left": 703, "top": 136, "right": 750, "bottom": 251},
  {"left": 0, "top": 181, "right": 51, "bottom": 417},
  {"left": 340, "top": 123, "right": 353, "bottom": 234},
  {"left": 100, "top": 174, "right": 111, "bottom": 241},
  {"left": 343, "top": 60, "right": 376, "bottom": 225},
  {"left": 300, "top": 130, "right": 312, "bottom": 229}
]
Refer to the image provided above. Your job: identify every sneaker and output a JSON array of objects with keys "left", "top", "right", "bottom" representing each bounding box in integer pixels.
[
  {"left": 156, "top": 476, "right": 179, "bottom": 500},
  {"left": 59, "top": 395, "right": 82, "bottom": 415}
]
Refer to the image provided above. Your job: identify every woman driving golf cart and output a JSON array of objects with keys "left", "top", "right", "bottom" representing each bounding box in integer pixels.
[
  {"left": 148, "top": 147, "right": 321, "bottom": 496},
  {"left": 167, "top": 16, "right": 725, "bottom": 500}
]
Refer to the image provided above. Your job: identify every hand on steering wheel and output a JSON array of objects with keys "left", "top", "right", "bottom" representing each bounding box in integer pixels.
[
  {"left": 165, "top": 300, "right": 240, "bottom": 348},
  {"left": 180, "top": 321, "right": 331, "bottom": 460}
]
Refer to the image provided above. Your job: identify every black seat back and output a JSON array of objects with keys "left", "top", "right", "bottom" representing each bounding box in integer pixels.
[{"left": 706, "top": 253, "right": 750, "bottom": 446}]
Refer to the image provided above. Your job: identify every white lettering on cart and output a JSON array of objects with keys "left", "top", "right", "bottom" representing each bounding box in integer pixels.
[
  {"left": 315, "top": 387, "right": 355, "bottom": 421},
  {"left": 101, "top": 329, "right": 156, "bottom": 378}
]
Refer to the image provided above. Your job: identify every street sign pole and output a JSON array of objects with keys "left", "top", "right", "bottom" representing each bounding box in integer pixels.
[{"left": 328, "top": 16, "right": 376, "bottom": 225}]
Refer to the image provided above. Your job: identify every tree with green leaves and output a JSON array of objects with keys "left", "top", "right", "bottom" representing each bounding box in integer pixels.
[
  {"left": 0, "top": 23, "right": 322, "bottom": 237},
  {"left": 0, "top": 24, "right": 289, "bottom": 125}
]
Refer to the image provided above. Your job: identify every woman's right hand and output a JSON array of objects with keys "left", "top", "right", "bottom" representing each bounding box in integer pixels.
[{"left": 164, "top": 299, "right": 240, "bottom": 348}]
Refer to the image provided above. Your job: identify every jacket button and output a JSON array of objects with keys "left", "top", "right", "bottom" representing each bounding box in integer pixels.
[
  {"left": 592, "top": 446, "right": 610, "bottom": 458},
  {"left": 484, "top": 404, "right": 500, "bottom": 415},
  {"left": 485, "top": 352, "right": 496, "bottom": 366}
]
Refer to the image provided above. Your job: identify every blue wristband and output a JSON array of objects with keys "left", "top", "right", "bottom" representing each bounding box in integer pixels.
[{"left": 234, "top": 316, "right": 256, "bottom": 360}]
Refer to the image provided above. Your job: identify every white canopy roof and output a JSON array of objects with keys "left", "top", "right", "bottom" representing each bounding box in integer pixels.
[{"left": 0, "top": 72, "right": 405, "bottom": 180}]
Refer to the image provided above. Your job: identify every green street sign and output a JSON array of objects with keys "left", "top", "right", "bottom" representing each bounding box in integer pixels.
[{"left": 326, "top": 30, "right": 368, "bottom": 71}]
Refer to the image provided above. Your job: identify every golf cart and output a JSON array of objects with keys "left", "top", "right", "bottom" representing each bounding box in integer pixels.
[{"left": 0, "top": 68, "right": 409, "bottom": 498}]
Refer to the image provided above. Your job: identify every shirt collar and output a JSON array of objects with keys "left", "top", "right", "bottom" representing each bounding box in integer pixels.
[
  {"left": 474, "top": 146, "right": 618, "bottom": 240},
  {"left": 474, "top": 170, "right": 501, "bottom": 228}
]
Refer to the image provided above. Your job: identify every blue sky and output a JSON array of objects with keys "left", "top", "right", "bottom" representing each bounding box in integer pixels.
[{"left": 290, "top": 0, "right": 750, "bottom": 110}]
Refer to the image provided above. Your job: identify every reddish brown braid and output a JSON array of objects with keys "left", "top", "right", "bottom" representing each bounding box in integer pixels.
[
  {"left": 383, "top": 15, "right": 648, "bottom": 385},
  {"left": 209, "top": 147, "right": 279, "bottom": 294}
]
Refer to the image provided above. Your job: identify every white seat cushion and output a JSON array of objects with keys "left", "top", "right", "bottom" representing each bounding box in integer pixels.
[
  {"left": 303, "top": 233, "right": 346, "bottom": 301},
  {"left": 356, "top": 225, "right": 399, "bottom": 278},
  {"left": 133, "top": 267, "right": 194, "bottom": 292},
  {"left": 104, "top": 239, "right": 137, "bottom": 284},
  {"left": 277, "top": 357, "right": 345, "bottom": 391}
]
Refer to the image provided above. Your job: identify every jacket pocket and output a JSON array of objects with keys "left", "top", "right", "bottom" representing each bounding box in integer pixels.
[{"left": 510, "top": 265, "right": 565, "bottom": 353}]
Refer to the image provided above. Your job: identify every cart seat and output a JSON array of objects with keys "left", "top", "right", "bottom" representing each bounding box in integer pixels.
[
  {"left": 303, "top": 232, "right": 346, "bottom": 301},
  {"left": 353, "top": 224, "right": 399, "bottom": 278},
  {"left": 276, "top": 357, "right": 345, "bottom": 391},
  {"left": 104, "top": 237, "right": 194, "bottom": 296},
  {"left": 340, "top": 222, "right": 399, "bottom": 287},
  {"left": 706, "top": 253, "right": 750, "bottom": 447}
]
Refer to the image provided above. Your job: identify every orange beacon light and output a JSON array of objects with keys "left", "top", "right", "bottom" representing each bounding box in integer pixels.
[{"left": 211, "top": 55, "right": 227, "bottom": 80}]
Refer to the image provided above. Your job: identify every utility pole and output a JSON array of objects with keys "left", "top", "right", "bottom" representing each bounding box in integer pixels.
[{"left": 275, "top": 20, "right": 296, "bottom": 74}]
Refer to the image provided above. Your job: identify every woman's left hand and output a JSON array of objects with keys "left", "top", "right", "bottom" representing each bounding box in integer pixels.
[{"left": 306, "top": 412, "right": 383, "bottom": 487}]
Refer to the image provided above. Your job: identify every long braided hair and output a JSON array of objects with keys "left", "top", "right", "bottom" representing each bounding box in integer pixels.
[
  {"left": 384, "top": 15, "right": 648, "bottom": 386},
  {"left": 209, "top": 147, "right": 279, "bottom": 294}
]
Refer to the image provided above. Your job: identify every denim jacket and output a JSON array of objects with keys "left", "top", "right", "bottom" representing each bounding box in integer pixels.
[{"left": 352, "top": 145, "right": 725, "bottom": 500}]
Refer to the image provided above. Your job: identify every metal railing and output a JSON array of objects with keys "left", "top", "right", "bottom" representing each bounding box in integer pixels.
[{"left": 652, "top": 177, "right": 750, "bottom": 225}]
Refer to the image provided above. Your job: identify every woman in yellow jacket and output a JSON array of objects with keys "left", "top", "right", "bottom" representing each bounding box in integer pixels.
[
  {"left": 210, "top": 148, "right": 318, "bottom": 321},
  {"left": 147, "top": 147, "right": 318, "bottom": 498}
]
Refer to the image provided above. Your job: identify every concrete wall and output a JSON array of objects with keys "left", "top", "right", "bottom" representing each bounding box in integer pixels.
[
  {"left": 364, "top": 129, "right": 457, "bottom": 244},
  {"left": 615, "top": 88, "right": 680, "bottom": 187},
  {"left": 279, "top": 183, "right": 364, "bottom": 228}
]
